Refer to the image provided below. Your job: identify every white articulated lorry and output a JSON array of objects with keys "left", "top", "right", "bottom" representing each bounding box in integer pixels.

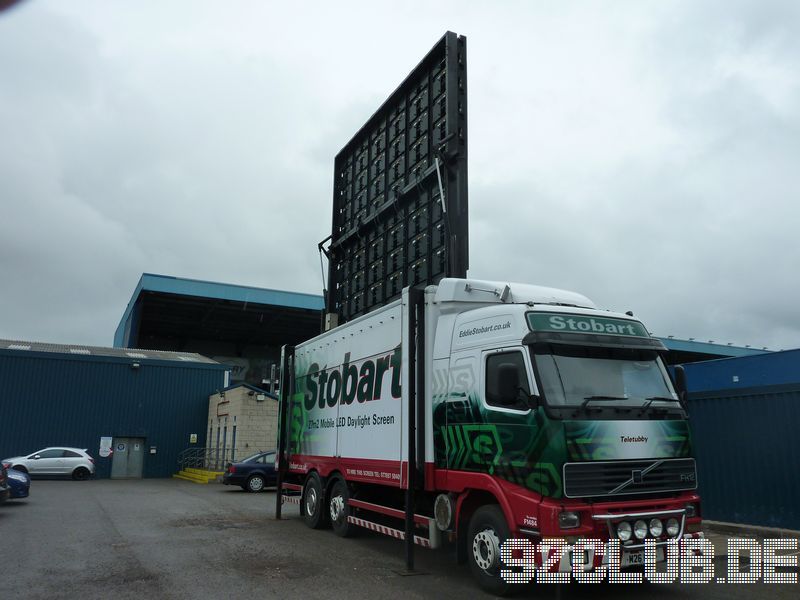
[{"left": 276, "top": 278, "right": 702, "bottom": 593}]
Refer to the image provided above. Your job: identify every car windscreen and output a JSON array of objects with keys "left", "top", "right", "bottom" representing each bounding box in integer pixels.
[
  {"left": 240, "top": 452, "right": 263, "bottom": 463},
  {"left": 531, "top": 344, "right": 678, "bottom": 407}
]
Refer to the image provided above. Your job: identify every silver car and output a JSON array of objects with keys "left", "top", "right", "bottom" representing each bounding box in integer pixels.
[{"left": 3, "top": 447, "right": 95, "bottom": 480}]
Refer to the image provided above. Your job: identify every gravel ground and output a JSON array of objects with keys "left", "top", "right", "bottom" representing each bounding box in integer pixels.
[{"left": 0, "top": 479, "right": 796, "bottom": 599}]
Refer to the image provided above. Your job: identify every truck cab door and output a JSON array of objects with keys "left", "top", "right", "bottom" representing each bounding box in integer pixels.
[
  {"left": 439, "top": 347, "right": 539, "bottom": 475},
  {"left": 473, "top": 347, "right": 546, "bottom": 487}
]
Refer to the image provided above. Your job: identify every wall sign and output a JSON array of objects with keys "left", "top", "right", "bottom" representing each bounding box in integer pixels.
[{"left": 99, "top": 436, "right": 112, "bottom": 458}]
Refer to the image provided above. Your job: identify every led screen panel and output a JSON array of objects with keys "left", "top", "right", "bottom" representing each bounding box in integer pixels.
[{"left": 325, "top": 31, "right": 468, "bottom": 324}]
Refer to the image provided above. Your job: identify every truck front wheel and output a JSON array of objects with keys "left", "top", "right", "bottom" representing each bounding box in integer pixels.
[
  {"left": 467, "top": 505, "right": 513, "bottom": 595},
  {"left": 301, "top": 472, "right": 329, "bottom": 529}
]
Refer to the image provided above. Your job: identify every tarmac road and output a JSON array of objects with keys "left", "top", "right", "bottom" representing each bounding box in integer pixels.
[{"left": 0, "top": 479, "right": 796, "bottom": 599}]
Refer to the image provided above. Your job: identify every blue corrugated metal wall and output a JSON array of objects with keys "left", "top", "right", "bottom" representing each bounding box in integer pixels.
[
  {"left": 0, "top": 350, "right": 226, "bottom": 478},
  {"left": 683, "top": 349, "right": 800, "bottom": 530}
]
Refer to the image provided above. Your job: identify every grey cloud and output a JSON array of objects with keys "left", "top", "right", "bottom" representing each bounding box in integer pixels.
[{"left": 1, "top": 0, "right": 798, "bottom": 352}]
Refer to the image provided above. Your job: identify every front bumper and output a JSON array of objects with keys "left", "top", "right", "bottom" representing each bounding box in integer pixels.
[
  {"left": 592, "top": 507, "right": 688, "bottom": 550},
  {"left": 544, "top": 530, "right": 706, "bottom": 572},
  {"left": 514, "top": 494, "right": 704, "bottom": 572},
  {"left": 10, "top": 486, "right": 29, "bottom": 498}
]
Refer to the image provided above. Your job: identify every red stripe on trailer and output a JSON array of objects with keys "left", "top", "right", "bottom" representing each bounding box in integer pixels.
[
  {"left": 286, "top": 455, "right": 436, "bottom": 489},
  {"left": 287, "top": 454, "right": 402, "bottom": 486},
  {"left": 346, "top": 516, "right": 431, "bottom": 548},
  {"left": 348, "top": 498, "right": 430, "bottom": 526},
  {"left": 281, "top": 483, "right": 303, "bottom": 491}
]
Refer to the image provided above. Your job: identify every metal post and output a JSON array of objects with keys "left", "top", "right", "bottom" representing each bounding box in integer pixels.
[
  {"left": 405, "top": 288, "right": 421, "bottom": 571},
  {"left": 275, "top": 347, "right": 294, "bottom": 520},
  {"left": 416, "top": 289, "right": 425, "bottom": 489}
]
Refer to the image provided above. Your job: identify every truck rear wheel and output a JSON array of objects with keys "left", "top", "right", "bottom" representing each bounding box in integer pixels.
[
  {"left": 328, "top": 477, "right": 356, "bottom": 537},
  {"left": 467, "top": 505, "right": 513, "bottom": 596},
  {"left": 301, "top": 472, "right": 329, "bottom": 529}
]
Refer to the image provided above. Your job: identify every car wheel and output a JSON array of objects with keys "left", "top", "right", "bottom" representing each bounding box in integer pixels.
[
  {"left": 246, "top": 474, "right": 265, "bottom": 493},
  {"left": 328, "top": 477, "right": 355, "bottom": 537},
  {"left": 12, "top": 466, "right": 27, "bottom": 474},
  {"left": 301, "top": 472, "right": 329, "bottom": 529},
  {"left": 467, "top": 505, "right": 513, "bottom": 596},
  {"left": 72, "top": 467, "right": 90, "bottom": 481}
]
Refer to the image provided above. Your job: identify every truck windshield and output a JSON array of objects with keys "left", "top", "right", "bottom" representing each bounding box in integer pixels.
[{"left": 530, "top": 344, "right": 678, "bottom": 408}]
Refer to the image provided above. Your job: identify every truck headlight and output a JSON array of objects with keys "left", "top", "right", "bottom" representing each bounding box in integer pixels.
[
  {"left": 634, "top": 520, "right": 648, "bottom": 540},
  {"left": 684, "top": 503, "right": 697, "bottom": 518},
  {"left": 616, "top": 521, "right": 632, "bottom": 541}
]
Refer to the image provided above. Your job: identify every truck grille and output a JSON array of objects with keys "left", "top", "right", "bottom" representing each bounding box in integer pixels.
[{"left": 563, "top": 458, "right": 697, "bottom": 499}]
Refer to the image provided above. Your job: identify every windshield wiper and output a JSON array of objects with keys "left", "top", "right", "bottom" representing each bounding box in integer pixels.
[
  {"left": 638, "top": 396, "right": 680, "bottom": 416},
  {"left": 581, "top": 395, "right": 628, "bottom": 409},
  {"left": 640, "top": 396, "right": 678, "bottom": 409}
]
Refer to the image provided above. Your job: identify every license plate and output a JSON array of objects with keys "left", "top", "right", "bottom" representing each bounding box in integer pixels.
[
  {"left": 621, "top": 547, "right": 664, "bottom": 567},
  {"left": 621, "top": 551, "right": 644, "bottom": 567}
]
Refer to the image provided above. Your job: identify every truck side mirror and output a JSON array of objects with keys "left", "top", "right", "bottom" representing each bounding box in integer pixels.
[
  {"left": 497, "top": 363, "right": 520, "bottom": 406},
  {"left": 674, "top": 365, "right": 689, "bottom": 411}
]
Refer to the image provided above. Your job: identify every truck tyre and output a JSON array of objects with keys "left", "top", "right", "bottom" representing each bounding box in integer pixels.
[
  {"left": 467, "top": 505, "right": 513, "bottom": 596},
  {"left": 302, "top": 472, "right": 329, "bottom": 529},
  {"left": 328, "top": 477, "right": 356, "bottom": 537}
]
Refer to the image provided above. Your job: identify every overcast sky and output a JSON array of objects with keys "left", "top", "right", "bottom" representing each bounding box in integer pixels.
[{"left": 1, "top": 0, "right": 798, "bottom": 351}]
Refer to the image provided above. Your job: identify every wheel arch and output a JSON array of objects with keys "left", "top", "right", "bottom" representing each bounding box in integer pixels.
[
  {"left": 455, "top": 487, "right": 515, "bottom": 564},
  {"left": 324, "top": 470, "right": 346, "bottom": 496}
]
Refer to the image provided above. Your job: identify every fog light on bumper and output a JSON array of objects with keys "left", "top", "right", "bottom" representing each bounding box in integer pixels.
[
  {"left": 559, "top": 511, "right": 580, "bottom": 529},
  {"left": 649, "top": 518, "right": 663, "bottom": 537},
  {"left": 616, "top": 521, "right": 632, "bottom": 541}
]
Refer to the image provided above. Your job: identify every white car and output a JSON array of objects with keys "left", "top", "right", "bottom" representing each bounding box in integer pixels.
[{"left": 3, "top": 447, "right": 95, "bottom": 480}]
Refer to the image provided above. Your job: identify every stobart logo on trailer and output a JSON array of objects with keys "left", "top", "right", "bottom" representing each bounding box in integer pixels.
[{"left": 304, "top": 346, "right": 402, "bottom": 411}]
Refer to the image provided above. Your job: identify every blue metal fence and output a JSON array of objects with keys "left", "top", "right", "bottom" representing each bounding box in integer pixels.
[
  {"left": 689, "top": 387, "right": 800, "bottom": 530},
  {"left": 683, "top": 350, "right": 800, "bottom": 530}
]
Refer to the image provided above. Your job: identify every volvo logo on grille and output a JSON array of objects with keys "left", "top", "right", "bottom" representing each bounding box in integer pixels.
[
  {"left": 608, "top": 460, "right": 664, "bottom": 495},
  {"left": 563, "top": 458, "right": 697, "bottom": 498}
]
